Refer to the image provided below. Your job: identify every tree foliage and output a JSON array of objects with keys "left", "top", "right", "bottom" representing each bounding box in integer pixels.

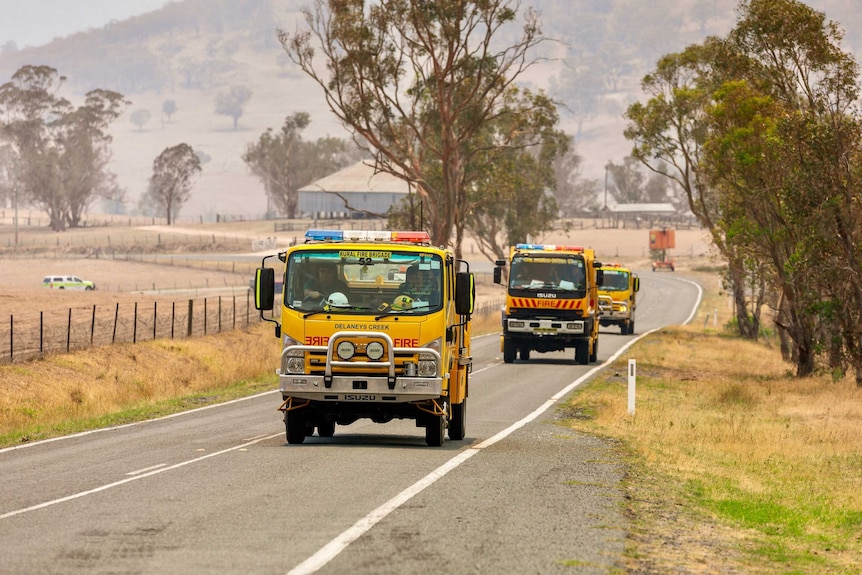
[
  {"left": 242, "top": 112, "right": 360, "bottom": 218},
  {"left": 0, "top": 65, "right": 128, "bottom": 231},
  {"left": 130, "top": 109, "right": 152, "bottom": 131},
  {"left": 146, "top": 143, "right": 202, "bottom": 225},
  {"left": 214, "top": 84, "right": 252, "bottom": 130},
  {"left": 626, "top": 0, "right": 862, "bottom": 382},
  {"left": 162, "top": 100, "right": 178, "bottom": 123},
  {"left": 278, "top": 0, "right": 561, "bottom": 258}
]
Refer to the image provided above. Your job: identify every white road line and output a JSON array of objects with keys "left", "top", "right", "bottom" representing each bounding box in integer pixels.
[
  {"left": 287, "top": 338, "right": 637, "bottom": 575},
  {"left": 286, "top": 278, "right": 703, "bottom": 575},
  {"left": 0, "top": 390, "right": 279, "bottom": 454},
  {"left": 125, "top": 463, "right": 167, "bottom": 476},
  {"left": 0, "top": 433, "right": 282, "bottom": 520}
]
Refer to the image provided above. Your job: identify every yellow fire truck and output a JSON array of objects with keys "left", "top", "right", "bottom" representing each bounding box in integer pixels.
[
  {"left": 494, "top": 243, "right": 603, "bottom": 365},
  {"left": 597, "top": 263, "right": 640, "bottom": 335},
  {"left": 254, "top": 230, "right": 475, "bottom": 446}
]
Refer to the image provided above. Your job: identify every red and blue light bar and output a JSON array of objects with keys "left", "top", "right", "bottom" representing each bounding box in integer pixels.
[
  {"left": 515, "top": 243, "right": 585, "bottom": 252},
  {"left": 305, "top": 230, "right": 431, "bottom": 243}
]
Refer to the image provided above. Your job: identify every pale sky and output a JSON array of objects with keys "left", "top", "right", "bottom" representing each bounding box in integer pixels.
[{"left": 0, "top": 0, "right": 169, "bottom": 49}]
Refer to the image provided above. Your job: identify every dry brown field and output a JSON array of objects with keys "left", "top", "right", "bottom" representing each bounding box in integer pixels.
[{"left": 0, "top": 218, "right": 716, "bottom": 345}]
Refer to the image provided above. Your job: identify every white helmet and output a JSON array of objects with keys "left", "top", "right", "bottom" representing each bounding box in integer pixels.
[
  {"left": 392, "top": 294, "right": 413, "bottom": 311},
  {"left": 325, "top": 292, "right": 349, "bottom": 309}
]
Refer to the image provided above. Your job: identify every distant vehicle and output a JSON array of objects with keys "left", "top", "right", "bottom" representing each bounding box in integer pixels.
[{"left": 42, "top": 275, "right": 96, "bottom": 291}]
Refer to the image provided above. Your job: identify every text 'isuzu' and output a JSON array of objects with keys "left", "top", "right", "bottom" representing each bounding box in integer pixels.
[
  {"left": 494, "top": 244, "right": 602, "bottom": 365},
  {"left": 254, "top": 230, "right": 475, "bottom": 446}
]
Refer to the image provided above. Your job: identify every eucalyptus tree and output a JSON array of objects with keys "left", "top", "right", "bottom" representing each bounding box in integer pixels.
[
  {"left": 701, "top": 0, "right": 862, "bottom": 380},
  {"left": 465, "top": 92, "right": 568, "bottom": 263},
  {"left": 147, "top": 143, "right": 202, "bottom": 225},
  {"left": 0, "top": 65, "right": 127, "bottom": 231},
  {"left": 624, "top": 39, "right": 767, "bottom": 339},
  {"left": 278, "top": 0, "right": 558, "bottom": 258},
  {"left": 242, "top": 112, "right": 360, "bottom": 218},
  {"left": 629, "top": 0, "right": 862, "bottom": 379},
  {"left": 214, "top": 84, "right": 253, "bottom": 130}
]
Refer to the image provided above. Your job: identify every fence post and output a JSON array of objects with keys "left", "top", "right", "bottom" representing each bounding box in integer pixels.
[
  {"left": 66, "top": 309, "right": 72, "bottom": 353},
  {"left": 187, "top": 299, "right": 193, "bottom": 337},
  {"left": 91, "top": 305, "right": 96, "bottom": 345},
  {"left": 133, "top": 302, "right": 138, "bottom": 343},
  {"left": 153, "top": 301, "right": 158, "bottom": 340},
  {"left": 40, "top": 311, "right": 43, "bottom": 355},
  {"left": 112, "top": 303, "right": 119, "bottom": 343},
  {"left": 628, "top": 359, "right": 637, "bottom": 415}
]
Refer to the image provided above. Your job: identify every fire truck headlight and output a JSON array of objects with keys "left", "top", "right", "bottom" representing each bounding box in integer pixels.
[
  {"left": 618, "top": 304, "right": 628, "bottom": 312},
  {"left": 284, "top": 356, "right": 305, "bottom": 374},
  {"left": 417, "top": 360, "right": 437, "bottom": 377},
  {"left": 566, "top": 323, "right": 578, "bottom": 330},
  {"left": 510, "top": 320, "right": 525, "bottom": 328},
  {"left": 366, "top": 341, "right": 384, "bottom": 360},
  {"left": 336, "top": 341, "right": 355, "bottom": 360}
]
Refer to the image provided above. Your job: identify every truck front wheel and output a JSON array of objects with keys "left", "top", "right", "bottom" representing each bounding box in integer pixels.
[
  {"left": 449, "top": 400, "right": 466, "bottom": 440},
  {"left": 575, "top": 341, "right": 589, "bottom": 365},
  {"left": 285, "top": 412, "right": 307, "bottom": 444},
  {"left": 503, "top": 338, "right": 516, "bottom": 363},
  {"left": 425, "top": 414, "right": 445, "bottom": 446}
]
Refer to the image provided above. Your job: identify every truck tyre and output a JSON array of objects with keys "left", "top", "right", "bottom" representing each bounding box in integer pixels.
[
  {"left": 629, "top": 320, "right": 635, "bottom": 335},
  {"left": 575, "top": 341, "right": 589, "bottom": 365},
  {"left": 589, "top": 338, "right": 598, "bottom": 363},
  {"left": 286, "top": 412, "right": 307, "bottom": 444},
  {"left": 621, "top": 321, "right": 630, "bottom": 335},
  {"left": 317, "top": 421, "right": 335, "bottom": 437},
  {"left": 449, "top": 400, "right": 466, "bottom": 440},
  {"left": 425, "top": 414, "right": 445, "bottom": 446},
  {"left": 503, "top": 338, "right": 516, "bottom": 363},
  {"left": 519, "top": 346, "right": 530, "bottom": 361}
]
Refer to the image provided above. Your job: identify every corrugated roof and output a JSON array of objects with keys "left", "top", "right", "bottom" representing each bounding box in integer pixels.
[{"left": 298, "top": 160, "right": 411, "bottom": 194}]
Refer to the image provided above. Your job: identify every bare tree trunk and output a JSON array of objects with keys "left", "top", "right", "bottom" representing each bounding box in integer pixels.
[{"left": 729, "top": 261, "right": 757, "bottom": 339}]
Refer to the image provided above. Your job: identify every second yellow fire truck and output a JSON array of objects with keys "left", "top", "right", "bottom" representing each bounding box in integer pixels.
[
  {"left": 254, "top": 230, "right": 475, "bottom": 446},
  {"left": 494, "top": 243, "right": 603, "bottom": 365}
]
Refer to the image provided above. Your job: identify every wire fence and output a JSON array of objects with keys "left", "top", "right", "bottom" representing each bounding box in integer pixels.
[
  {"left": 1, "top": 292, "right": 266, "bottom": 363},
  {"left": 0, "top": 294, "right": 503, "bottom": 364}
]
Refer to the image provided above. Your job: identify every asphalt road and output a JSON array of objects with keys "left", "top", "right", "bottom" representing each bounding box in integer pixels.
[{"left": 0, "top": 271, "right": 701, "bottom": 575}]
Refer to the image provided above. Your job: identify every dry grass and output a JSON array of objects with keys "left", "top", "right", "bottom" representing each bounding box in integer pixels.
[
  {"left": 567, "top": 309, "right": 862, "bottom": 573},
  {"left": 0, "top": 323, "right": 279, "bottom": 444}
]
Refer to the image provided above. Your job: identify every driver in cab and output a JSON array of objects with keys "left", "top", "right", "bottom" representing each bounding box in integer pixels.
[{"left": 304, "top": 263, "right": 350, "bottom": 301}]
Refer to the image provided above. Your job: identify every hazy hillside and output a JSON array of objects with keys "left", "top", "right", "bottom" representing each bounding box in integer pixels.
[{"left": 1, "top": 0, "right": 860, "bottom": 222}]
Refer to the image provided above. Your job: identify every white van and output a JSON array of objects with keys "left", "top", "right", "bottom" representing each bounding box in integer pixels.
[{"left": 42, "top": 275, "right": 96, "bottom": 291}]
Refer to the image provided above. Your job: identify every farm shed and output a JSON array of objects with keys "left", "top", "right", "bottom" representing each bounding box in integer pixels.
[{"left": 298, "top": 161, "right": 411, "bottom": 218}]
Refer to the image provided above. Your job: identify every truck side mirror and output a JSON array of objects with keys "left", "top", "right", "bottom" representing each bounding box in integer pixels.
[
  {"left": 254, "top": 267, "right": 275, "bottom": 311},
  {"left": 493, "top": 267, "right": 502, "bottom": 285},
  {"left": 455, "top": 272, "right": 475, "bottom": 316},
  {"left": 596, "top": 269, "right": 604, "bottom": 287},
  {"left": 633, "top": 276, "right": 640, "bottom": 292}
]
